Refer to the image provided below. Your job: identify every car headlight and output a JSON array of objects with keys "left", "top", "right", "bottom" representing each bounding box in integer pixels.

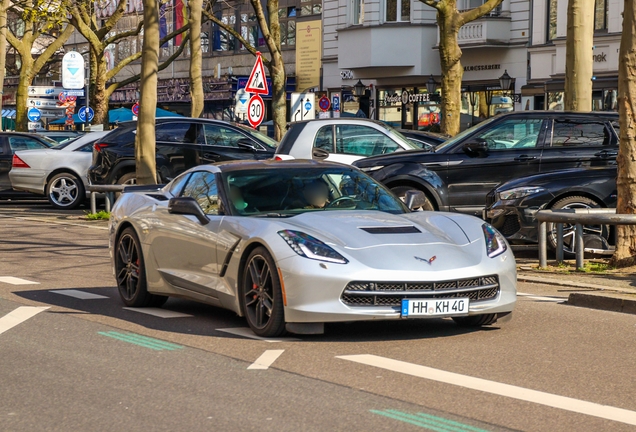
[
  {"left": 482, "top": 223, "right": 507, "bottom": 258},
  {"left": 278, "top": 230, "right": 348, "bottom": 264},
  {"left": 497, "top": 186, "right": 545, "bottom": 201}
]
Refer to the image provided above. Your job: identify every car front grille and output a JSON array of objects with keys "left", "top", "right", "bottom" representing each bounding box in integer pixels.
[
  {"left": 501, "top": 215, "right": 521, "bottom": 236},
  {"left": 341, "top": 276, "right": 500, "bottom": 307}
]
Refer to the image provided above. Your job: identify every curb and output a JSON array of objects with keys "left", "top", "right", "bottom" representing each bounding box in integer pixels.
[
  {"left": 517, "top": 274, "right": 636, "bottom": 294},
  {"left": 568, "top": 292, "right": 636, "bottom": 315}
]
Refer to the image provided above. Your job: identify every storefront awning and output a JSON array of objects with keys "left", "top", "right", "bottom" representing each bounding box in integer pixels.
[{"left": 520, "top": 82, "right": 545, "bottom": 96}]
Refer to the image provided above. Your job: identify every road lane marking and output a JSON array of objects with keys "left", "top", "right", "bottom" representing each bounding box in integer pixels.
[
  {"left": 98, "top": 331, "right": 184, "bottom": 351},
  {"left": 123, "top": 307, "right": 193, "bottom": 318},
  {"left": 0, "top": 306, "right": 49, "bottom": 335},
  {"left": 216, "top": 327, "right": 300, "bottom": 343},
  {"left": 0, "top": 277, "right": 39, "bottom": 285},
  {"left": 517, "top": 292, "right": 565, "bottom": 302},
  {"left": 247, "top": 350, "right": 285, "bottom": 370},
  {"left": 338, "top": 354, "right": 636, "bottom": 427},
  {"left": 50, "top": 289, "right": 109, "bottom": 300},
  {"left": 372, "top": 409, "right": 489, "bottom": 432}
]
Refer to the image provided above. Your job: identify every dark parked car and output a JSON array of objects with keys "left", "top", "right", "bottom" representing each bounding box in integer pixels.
[
  {"left": 353, "top": 111, "right": 619, "bottom": 214},
  {"left": 88, "top": 118, "right": 278, "bottom": 185},
  {"left": 484, "top": 167, "right": 616, "bottom": 253},
  {"left": 397, "top": 129, "right": 449, "bottom": 151},
  {"left": 0, "top": 132, "right": 54, "bottom": 197}
]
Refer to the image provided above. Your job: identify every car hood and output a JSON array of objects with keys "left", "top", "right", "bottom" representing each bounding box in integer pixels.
[{"left": 278, "top": 211, "right": 484, "bottom": 271}]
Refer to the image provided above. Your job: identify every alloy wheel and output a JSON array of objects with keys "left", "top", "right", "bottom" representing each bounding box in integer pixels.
[
  {"left": 244, "top": 255, "right": 274, "bottom": 330},
  {"left": 116, "top": 233, "right": 141, "bottom": 301},
  {"left": 49, "top": 176, "right": 79, "bottom": 207}
]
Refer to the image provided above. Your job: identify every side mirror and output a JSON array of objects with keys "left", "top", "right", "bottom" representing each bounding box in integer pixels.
[
  {"left": 404, "top": 190, "right": 428, "bottom": 211},
  {"left": 312, "top": 147, "right": 330, "bottom": 160},
  {"left": 237, "top": 139, "right": 259, "bottom": 151},
  {"left": 168, "top": 197, "right": 210, "bottom": 225},
  {"left": 462, "top": 139, "right": 489, "bottom": 157}
]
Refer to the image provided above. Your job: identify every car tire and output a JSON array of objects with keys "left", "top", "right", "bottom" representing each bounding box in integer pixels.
[
  {"left": 46, "top": 172, "right": 85, "bottom": 210},
  {"left": 548, "top": 196, "right": 609, "bottom": 256},
  {"left": 452, "top": 314, "right": 498, "bottom": 327},
  {"left": 241, "top": 247, "right": 286, "bottom": 338},
  {"left": 116, "top": 171, "right": 137, "bottom": 186},
  {"left": 390, "top": 185, "right": 435, "bottom": 211},
  {"left": 114, "top": 227, "right": 165, "bottom": 307}
]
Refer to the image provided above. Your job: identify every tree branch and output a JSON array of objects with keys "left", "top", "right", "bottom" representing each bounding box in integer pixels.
[
  {"left": 419, "top": 0, "right": 441, "bottom": 10},
  {"left": 458, "top": 0, "right": 503, "bottom": 25},
  {"left": 105, "top": 33, "right": 191, "bottom": 98},
  {"left": 32, "top": 24, "right": 74, "bottom": 73},
  {"left": 249, "top": 0, "right": 279, "bottom": 60},
  {"left": 104, "top": 18, "right": 144, "bottom": 44}
]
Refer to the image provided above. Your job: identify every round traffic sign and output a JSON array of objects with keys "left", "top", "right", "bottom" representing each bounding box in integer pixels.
[
  {"left": 27, "top": 107, "right": 41, "bottom": 122},
  {"left": 247, "top": 94, "right": 265, "bottom": 128},
  {"left": 132, "top": 102, "right": 140, "bottom": 116},
  {"left": 319, "top": 95, "right": 330, "bottom": 111},
  {"left": 78, "top": 106, "right": 94, "bottom": 122},
  {"left": 58, "top": 92, "right": 66, "bottom": 103}
]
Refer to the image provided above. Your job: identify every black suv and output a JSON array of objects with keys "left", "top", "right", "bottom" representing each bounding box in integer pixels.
[
  {"left": 353, "top": 111, "right": 619, "bottom": 215},
  {"left": 88, "top": 118, "right": 278, "bottom": 185}
]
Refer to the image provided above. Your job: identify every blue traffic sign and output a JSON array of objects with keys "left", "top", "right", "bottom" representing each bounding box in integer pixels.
[
  {"left": 27, "top": 107, "right": 41, "bottom": 122},
  {"left": 78, "top": 106, "right": 94, "bottom": 122},
  {"left": 304, "top": 101, "right": 312, "bottom": 111},
  {"left": 332, "top": 94, "right": 341, "bottom": 111}
]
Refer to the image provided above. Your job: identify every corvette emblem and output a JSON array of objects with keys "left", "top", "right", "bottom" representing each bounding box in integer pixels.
[{"left": 415, "top": 255, "right": 436, "bottom": 264}]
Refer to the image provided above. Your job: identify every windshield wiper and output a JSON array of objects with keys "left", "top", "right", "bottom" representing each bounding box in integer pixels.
[{"left": 253, "top": 212, "right": 294, "bottom": 218}]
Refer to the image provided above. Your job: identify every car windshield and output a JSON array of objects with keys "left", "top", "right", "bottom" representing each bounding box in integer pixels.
[
  {"left": 52, "top": 136, "right": 82, "bottom": 149},
  {"left": 432, "top": 115, "right": 500, "bottom": 152},
  {"left": 384, "top": 126, "right": 420, "bottom": 150},
  {"left": 223, "top": 166, "right": 407, "bottom": 216},
  {"left": 235, "top": 124, "right": 279, "bottom": 148}
]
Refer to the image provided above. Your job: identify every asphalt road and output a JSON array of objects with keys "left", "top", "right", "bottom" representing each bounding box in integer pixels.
[{"left": 2, "top": 203, "right": 636, "bottom": 431}]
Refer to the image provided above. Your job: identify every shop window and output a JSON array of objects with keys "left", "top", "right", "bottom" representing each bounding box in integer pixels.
[
  {"left": 352, "top": 0, "right": 364, "bottom": 24},
  {"left": 551, "top": 121, "right": 609, "bottom": 147},
  {"left": 240, "top": 13, "right": 258, "bottom": 50},
  {"left": 215, "top": 11, "right": 236, "bottom": 51},
  {"left": 547, "top": 0, "right": 557, "bottom": 40},
  {"left": 278, "top": 7, "right": 296, "bottom": 46},
  {"left": 300, "top": 0, "right": 322, "bottom": 16},
  {"left": 386, "top": 0, "right": 410, "bottom": 21},
  {"left": 594, "top": 0, "right": 608, "bottom": 31}
]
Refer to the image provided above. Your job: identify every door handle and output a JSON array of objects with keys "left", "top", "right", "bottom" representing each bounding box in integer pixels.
[
  {"left": 594, "top": 150, "right": 618, "bottom": 159},
  {"left": 514, "top": 155, "right": 537, "bottom": 161}
]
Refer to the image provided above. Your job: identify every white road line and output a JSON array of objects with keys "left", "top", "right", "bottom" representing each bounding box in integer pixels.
[
  {"left": 517, "top": 292, "right": 566, "bottom": 302},
  {"left": 0, "top": 306, "right": 49, "bottom": 335},
  {"left": 337, "top": 354, "right": 636, "bottom": 427},
  {"left": 216, "top": 327, "right": 300, "bottom": 343},
  {"left": 0, "top": 277, "right": 39, "bottom": 285},
  {"left": 50, "top": 290, "right": 109, "bottom": 300},
  {"left": 247, "top": 350, "right": 285, "bottom": 370},
  {"left": 123, "top": 307, "right": 193, "bottom": 318}
]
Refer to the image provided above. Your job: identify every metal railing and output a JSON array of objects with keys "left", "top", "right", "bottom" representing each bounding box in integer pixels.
[
  {"left": 536, "top": 208, "right": 636, "bottom": 270},
  {"left": 86, "top": 185, "right": 124, "bottom": 214}
]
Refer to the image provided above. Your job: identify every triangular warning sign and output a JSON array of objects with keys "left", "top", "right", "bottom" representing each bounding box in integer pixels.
[{"left": 245, "top": 52, "right": 269, "bottom": 95}]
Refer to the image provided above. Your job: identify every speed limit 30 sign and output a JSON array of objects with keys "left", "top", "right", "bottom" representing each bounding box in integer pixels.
[{"left": 247, "top": 94, "right": 265, "bottom": 128}]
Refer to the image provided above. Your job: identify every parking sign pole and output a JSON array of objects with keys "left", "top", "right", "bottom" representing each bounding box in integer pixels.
[{"left": 85, "top": 50, "right": 90, "bottom": 130}]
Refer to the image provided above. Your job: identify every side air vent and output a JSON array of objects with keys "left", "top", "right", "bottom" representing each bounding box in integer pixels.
[{"left": 359, "top": 226, "right": 421, "bottom": 234}]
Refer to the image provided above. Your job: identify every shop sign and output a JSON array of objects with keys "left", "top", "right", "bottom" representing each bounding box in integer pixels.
[
  {"left": 464, "top": 64, "right": 501, "bottom": 72},
  {"left": 384, "top": 93, "right": 402, "bottom": 104},
  {"left": 340, "top": 70, "right": 354, "bottom": 80},
  {"left": 593, "top": 53, "right": 607, "bottom": 62},
  {"left": 401, "top": 91, "right": 430, "bottom": 104}
]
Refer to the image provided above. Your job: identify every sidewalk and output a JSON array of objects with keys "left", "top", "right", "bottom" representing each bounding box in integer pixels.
[{"left": 515, "top": 251, "right": 636, "bottom": 315}]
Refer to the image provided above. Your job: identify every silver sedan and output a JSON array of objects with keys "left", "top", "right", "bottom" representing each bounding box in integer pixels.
[
  {"left": 109, "top": 160, "right": 516, "bottom": 337},
  {"left": 9, "top": 131, "right": 110, "bottom": 209}
]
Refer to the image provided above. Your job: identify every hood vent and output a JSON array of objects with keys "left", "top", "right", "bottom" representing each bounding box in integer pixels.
[{"left": 359, "top": 226, "right": 421, "bottom": 234}]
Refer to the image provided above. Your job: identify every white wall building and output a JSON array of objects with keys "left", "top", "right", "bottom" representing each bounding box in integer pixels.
[{"left": 322, "top": 0, "right": 530, "bottom": 130}]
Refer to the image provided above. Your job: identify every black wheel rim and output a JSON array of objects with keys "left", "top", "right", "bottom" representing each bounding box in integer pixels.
[
  {"left": 115, "top": 234, "right": 141, "bottom": 301},
  {"left": 244, "top": 255, "right": 274, "bottom": 330},
  {"left": 549, "top": 203, "right": 604, "bottom": 253}
]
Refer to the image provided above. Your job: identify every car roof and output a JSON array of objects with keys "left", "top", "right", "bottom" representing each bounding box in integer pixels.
[
  {"left": 288, "top": 117, "right": 391, "bottom": 128},
  {"left": 113, "top": 117, "right": 251, "bottom": 129},
  {"left": 193, "top": 159, "right": 353, "bottom": 174},
  {"left": 492, "top": 110, "right": 618, "bottom": 119}
]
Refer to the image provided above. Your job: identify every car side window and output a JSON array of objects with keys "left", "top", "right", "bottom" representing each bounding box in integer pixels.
[
  {"left": 155, "top": 123, "right": 203, "bottom": 144},
  {"left": 168, "top": 172, "right": 191, "bottom": 197},
  {"left": 8, "top": 137, "right": 48, "bottom": 151},
  {"left": 181, "top": 171, "right": 219, "bottom": 215},
  {"left": 314, "top": 126, "right": 334, "bottom": 152},
  {"left": 203, "top": 125, "right": 249, "bottom": 148},
  {"left": 551, "top": 120, "right": 610, "bottom": 147},
  {"left": 77, "top": 143, "right": 94, "bottom": 152},
  {"left": 471, "top": 118, "right": 544, "bottom": 151},
  {"left": 335, "top": 125, "right": 399, "bottom": 156}
]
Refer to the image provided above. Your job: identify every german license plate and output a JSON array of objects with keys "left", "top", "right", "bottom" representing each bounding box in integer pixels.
[{"left": 401, "top": 298, "right": 469, "bottom": 317}]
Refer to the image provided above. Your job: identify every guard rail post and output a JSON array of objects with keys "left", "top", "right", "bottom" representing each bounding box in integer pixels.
[
  {"left": 555, "top": 223, "right": 564, "bottom": 263},
  {"left": 86, "top": 185, "right": 125, "bottom": 214},
  {"left": 538, "top": 220, "right": 547, "bottom": 268},
  {"left": 575, "top": 223, "right": 584, "bottom": 270}
]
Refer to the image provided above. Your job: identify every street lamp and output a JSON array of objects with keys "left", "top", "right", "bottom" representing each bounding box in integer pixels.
[
  {"left": 425, "top": 75, "right": 437, "bottom": 94},
  {"left": 353, "top": 79, "right": 366, "bottom": 97},
  {"left": 499, "top": 69, "right": 512, "bottom": 93}
]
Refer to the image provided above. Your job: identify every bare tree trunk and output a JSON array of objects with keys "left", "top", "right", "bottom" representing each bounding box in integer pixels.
[
  {"left": 15, "top": 64, "right": 34, "bottom": 132},
  {"left": 611, "top": 0, "right": 636, "bottom": 267},
  {"left": 564, "top": 0, "right": 594, "bottom": 111},
  {"left": 94, "top": 58, "right": 109, "bottom": 127},
  {"left": 437, "top": 10, "right": 462, "bottom": 136},
  {"left": 0, "top": 0, "right": 10, "bottom": 130},
  {"left": 136, "top": 0, "right": 159, "bottom": 185},
  {"left": 189, "top": 0, "right": 204, "bottom": 117}
]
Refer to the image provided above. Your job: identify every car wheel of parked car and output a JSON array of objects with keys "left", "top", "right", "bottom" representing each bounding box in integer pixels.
[
  {"left": 452, "top": 314, "right": 498, "bottom": 327},
  {"left": 115, "top": 227, "right": 168, "bottom": 307},
  {"left": 116, "top": 172, "right": 137, "bottom": 186},
  {"left": 47, "top": 172, "right": 85, "bottom": 210},
  {"left": 390, "top": 186, "right": 435, "bottom": 211},
  {"left": 548, "top": 196, "right": 609, "bottom": 255},
  {"left": 241, "top": 247, "right": 286, "bottom": 337}
]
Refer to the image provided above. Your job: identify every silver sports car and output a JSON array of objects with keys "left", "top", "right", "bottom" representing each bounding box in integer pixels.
[{"left": 109, "top": 160, "right": 516, "bottom": 337}]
